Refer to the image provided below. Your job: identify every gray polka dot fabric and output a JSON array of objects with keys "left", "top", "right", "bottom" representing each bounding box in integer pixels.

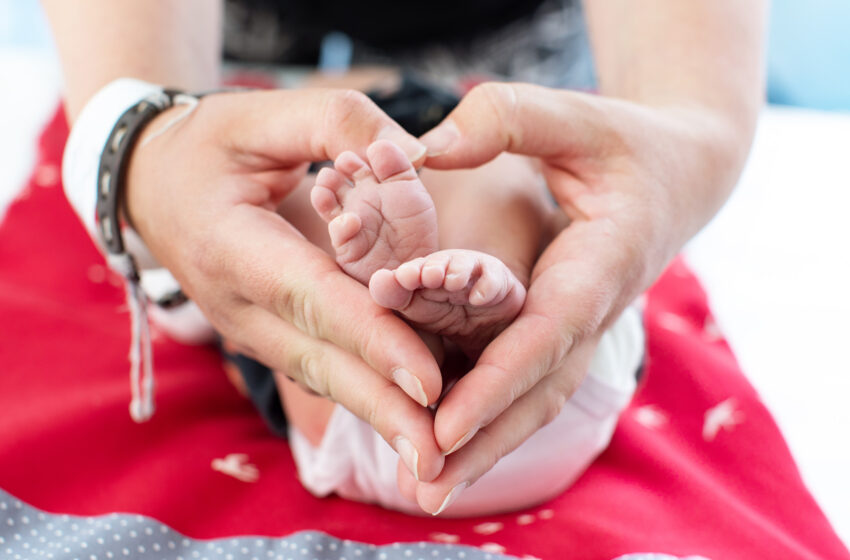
[
  {"left": 0, "top": 489, "right": 519, "bottom": 560},
  {"left": 1, "top": 488, "right": 711, "bottom": 560}
]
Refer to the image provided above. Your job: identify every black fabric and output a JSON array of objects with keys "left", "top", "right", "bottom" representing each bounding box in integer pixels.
[
  {"left": 246, "top": 0, "right": 543, "bottom": 46},
  {"left": 224, "top": 349, "right": 288, "bottom": 437},
  {"left": 225, "top": 0, "right": 547, "bottom": 64},
  {"left": 366, "top": 73, "right": 460, "bottom": 137}
]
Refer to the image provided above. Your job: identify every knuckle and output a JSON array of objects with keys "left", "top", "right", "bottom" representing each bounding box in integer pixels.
[
  {"left": 357, "top": 311, "right": 396, "bottom": 373},
  {"left": 541, "top": 390, "right": 568, "bottom": 427},
  {"left": 476, "top": 361, "right": 525, "bottom": 422},
  {"left": 269, "top": 276, "right": 317, "bottom": 335},
  {"left": 295, "top": 346, "right": 329, "bottom": 396},
  {"left": 473, "top": 427, "right": 509, "bottom": 482},
  {"left": 372, "top": 384, "right": 402, "bottom": 436},
  {"left": 363, "top": 397, "right": 382, "bottom": 435},
  {"left": 187, "top": 228, "right": 224, "bottom": 284},
  {"left": 323, "top": 90, "right": 375, "bottom": 134},
  {"left": 360, "top": 384, "right": 391, "bottom": 434},
  {"left": 469, "top": 82, "right": 521, "bottom": 149},
  {"left": 359, "top": 324, "right": 381, "bottom": 372},
  {"left": 531, "top": 310, "right": 577, "bottom": 370}
]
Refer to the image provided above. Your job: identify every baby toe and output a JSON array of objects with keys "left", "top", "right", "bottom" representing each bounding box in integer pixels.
[
  {"left": 468, "top": 267, "right": 507, "bottom": 306},
  {"left": 328, "top": 212, "right": 363, "bottom": 250},
  {"left": 367, "top": 139, "right": 419, "bottom": 182},
  {"left": 420, "top": 253, "right": 451, "bottom": 290},
  {"left": 369, "top": 269, "right": 414, "bottom": 310},
  {"left": 310, "top": 185, "right": 341, "bottom": 222},
  {"left": 335, "top": 151, "right": 373, "bottom": 182},
  {"left": 444, "top": 254, "right": 475, "bottom": 292},
  {"left": 315, "top": 166, "right": 350, "bottom": 193},
  {"left": 395, "top": 259, "right": 426, "bottom": 291}
]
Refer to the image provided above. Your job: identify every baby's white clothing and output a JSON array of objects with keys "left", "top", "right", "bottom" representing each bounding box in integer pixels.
[{"left": 289, "top": 306, "right": 644, "bottom": 517}]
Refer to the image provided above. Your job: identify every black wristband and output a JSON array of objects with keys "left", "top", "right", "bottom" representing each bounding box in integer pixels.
[{"left": 96, "top": 89, "right": 182, "bottom": 258}]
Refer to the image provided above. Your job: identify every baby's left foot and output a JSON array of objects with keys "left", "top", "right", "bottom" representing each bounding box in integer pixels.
[
  {"left": 310, "top": 140, "right": 438, "bottom": 285},
  {"left": 369, "top": 249, "right": 526, "bottom": 357}
]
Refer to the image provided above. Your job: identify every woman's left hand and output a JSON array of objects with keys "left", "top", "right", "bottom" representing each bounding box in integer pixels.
[{"left": 401, "top": 82, "right": 754, "bottom": 514}]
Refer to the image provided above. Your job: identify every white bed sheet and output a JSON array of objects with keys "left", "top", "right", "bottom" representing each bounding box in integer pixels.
[
  {"left": 1, "top": 48, "right": 848, "bottom": 548},
  {"left": 686, "top": 105, "right": 850, "bottom": 545}
]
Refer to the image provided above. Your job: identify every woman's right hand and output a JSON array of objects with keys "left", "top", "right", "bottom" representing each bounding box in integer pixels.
[{"left": 126, "top": 88, "right": 446, "bottom": 482}]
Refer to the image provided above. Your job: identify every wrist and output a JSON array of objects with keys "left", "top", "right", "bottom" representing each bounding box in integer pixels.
[
  {"left": 62, "top": 78, "right": 166, "bottom": 245},
  {"left": 122, "top": 104, "right": 187, "bottom": 230},
  {"left": 657, "top": 102, "right": 757, "bottom": 181},
  {"left": 621, "top": 100, "right": 757, "bottom": 242}
]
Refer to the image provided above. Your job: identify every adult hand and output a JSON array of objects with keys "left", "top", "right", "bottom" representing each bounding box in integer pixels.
[
  {"left": 126, "top": 88, "right": 446, "bottom": 482},
  {"left": 404, "top": 82, "right": 750, "bottom": 512}
]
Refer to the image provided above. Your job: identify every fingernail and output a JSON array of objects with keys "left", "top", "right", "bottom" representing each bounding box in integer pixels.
[
  {"left": 443, "top": 425, "right": 479, "bottom": 456},
  {"left": 377, "top": 127, "right": 427, "bottom": 162},
  {"left": 432, "top": 481, "right": 469, "bottom": 516},
  {"left": 393, "top": 436, "right": 420, "bottom": 481},
  {"left": 420, "top": 120, "right": 459, "bottom": 157},
  {"left": 392, "top": 368, "right": 429, "bottom": 407}
]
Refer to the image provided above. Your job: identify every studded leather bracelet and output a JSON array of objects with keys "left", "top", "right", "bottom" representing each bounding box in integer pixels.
[{"left": 95, "top": 89, "right": 182, "bottom": 266}]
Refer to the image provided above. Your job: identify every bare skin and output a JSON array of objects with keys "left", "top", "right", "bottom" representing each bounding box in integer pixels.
[
  {"left": 277, "top": 142, "right": 557, "bottom": 448},
  {"left": 312, "top": 140, "right": 529, "bottom": 358},
  {"left": 45, "top": 0, "right": 765, "bottom": 515}
]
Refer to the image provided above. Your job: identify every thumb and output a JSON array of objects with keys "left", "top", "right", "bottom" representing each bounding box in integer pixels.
[
  {"left": 225, "top": 88, "right": 427, "bottom": 166},
  {"left": 420, "top": 82, "right": 608, "bottom": 169}
]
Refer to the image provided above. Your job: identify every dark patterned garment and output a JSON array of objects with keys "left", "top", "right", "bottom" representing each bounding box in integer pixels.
[{"left": 223, "top": 0, "right": 596, "bottom": 90}]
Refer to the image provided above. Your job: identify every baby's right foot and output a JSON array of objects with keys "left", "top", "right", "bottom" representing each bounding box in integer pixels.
[
  {"left": 310, "top": 140, "right": 438, "bottom": 285},
  {"left": 369, "top": 250, "right": 526, "bottom": 357}
]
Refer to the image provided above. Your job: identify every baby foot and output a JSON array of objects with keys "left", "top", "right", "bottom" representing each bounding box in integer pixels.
[
  {"left": 369, "top": 249, "right": 527, "bottom": 357},
  {"left": 310, "top": 140, "right": 438, "bottom": 285}
]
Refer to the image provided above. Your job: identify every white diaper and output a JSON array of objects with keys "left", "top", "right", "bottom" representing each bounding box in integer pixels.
[{"left": 289, "top": 306, "right": 644, "bottom": 516}]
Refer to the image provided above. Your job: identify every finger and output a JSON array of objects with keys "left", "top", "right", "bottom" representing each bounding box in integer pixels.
[
  {"left": 228, "top": 302, "right": 445, "bottom": 482},
  {"left": 433, "top": 220, "right": 627, "bottom": 453},
  {"left": 420, "top": 83, "right": 610, "bottom": 169},
  {"left": 214, "top": 203, "right": 443, "bottom": 407},
  {"left": 216, "top": 89, "right": 427, "bottom": 166},
  {"left": 397, "top": 459, "right": 419, "bottom": 504},
  {"left": 415, "top": 339, "right": 598, "bottom": 515},
  {"left": 433, "top": 311, "right": 569, "bottom": 454}
]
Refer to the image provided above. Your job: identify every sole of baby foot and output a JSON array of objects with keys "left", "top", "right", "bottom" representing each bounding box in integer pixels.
[
  {"left": 310, "top": 139, "right": 439, "bottom": 285},
  {"left": 369, "top": 249, "right": 527, "bottom": 357}
]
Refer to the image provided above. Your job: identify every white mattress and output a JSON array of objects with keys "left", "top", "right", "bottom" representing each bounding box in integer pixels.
[{"left": 1, "top": 48, "right": 848, "bottom": 547}]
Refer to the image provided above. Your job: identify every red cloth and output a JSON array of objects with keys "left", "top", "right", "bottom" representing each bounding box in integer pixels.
[{"left": 0, "top": 107, "right": 846, "bottom": 560}]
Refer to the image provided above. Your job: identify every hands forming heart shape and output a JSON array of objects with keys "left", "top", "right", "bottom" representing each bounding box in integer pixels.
[
  {"left": 125, "top": 82, "right": 754, "bottom": 514},
  {"left": 39, "top": 0, "right": 765, "bottom": 521}
]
